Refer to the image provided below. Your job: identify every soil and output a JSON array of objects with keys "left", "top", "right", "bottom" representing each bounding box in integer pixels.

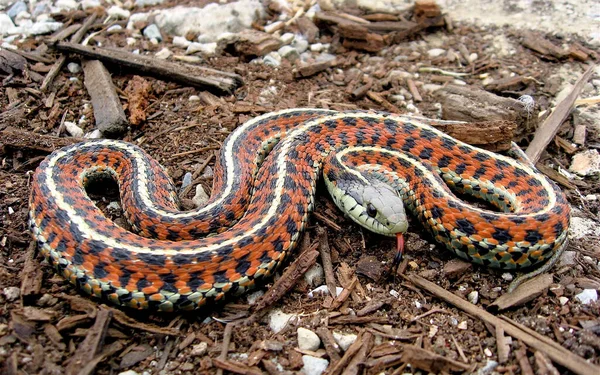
[{"left": 1, "top": 3, "right": 600, "bottom": 375}]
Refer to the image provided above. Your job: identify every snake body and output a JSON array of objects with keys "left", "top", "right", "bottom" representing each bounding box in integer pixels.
[{"left": 29, "top": 110, "right": 570, "bottom": 311}]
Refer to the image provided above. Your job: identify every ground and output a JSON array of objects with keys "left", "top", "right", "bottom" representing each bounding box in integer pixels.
[{"left": 0, "top": 1, "right": 600, "bottom": 375}]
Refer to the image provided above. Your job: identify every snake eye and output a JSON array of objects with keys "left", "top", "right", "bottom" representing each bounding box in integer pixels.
[{"left": 366, "top": 203, "right": 377, "bottom": 217}]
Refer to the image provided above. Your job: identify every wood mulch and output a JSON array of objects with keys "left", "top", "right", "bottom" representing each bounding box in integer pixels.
[{"left": 1, "top": 2, "right": 599, "bottom": 375}]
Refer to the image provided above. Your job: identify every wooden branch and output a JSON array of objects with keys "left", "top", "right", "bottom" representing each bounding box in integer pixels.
[
  {"left": 54, "top": 42, "right": 243, "bottom": 94},
  {"left": 526, "top": 64, "right": 596, "bottom": 163},
  {"left": 0, "top": 127, "right": 81, "bottom": 154},
  {"left": 408, "top": 275, "right": 600, "bottom": 375}
]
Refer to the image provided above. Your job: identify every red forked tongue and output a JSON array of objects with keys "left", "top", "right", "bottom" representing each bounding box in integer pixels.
[{"left": 396, "top": 233, "right": 405, "bottom": 257}]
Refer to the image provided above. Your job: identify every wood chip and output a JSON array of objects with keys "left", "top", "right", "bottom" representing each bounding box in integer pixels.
[
  {"left": 65, "top": 309, "right": 112, "bottom": 375},
  {"left": 294, "top": 59, "right": 336, "bottom": 79}
]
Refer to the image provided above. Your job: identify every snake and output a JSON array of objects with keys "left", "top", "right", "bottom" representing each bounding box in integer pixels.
[{"left": 28, "top": 109, "right": 571, "bottom": 311}]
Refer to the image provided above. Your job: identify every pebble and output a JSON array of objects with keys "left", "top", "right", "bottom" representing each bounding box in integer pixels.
[
  {"left": 55, "top": 0, "right": 79, "bottom": 10},
  {"left": 65, "top": 121, "right": 84, "bottom": 137},
  {"left": 477, "top": 360, "right": 499, "bottom": 375},
  {"left": 118, "top": 371, "right": 140, "bottom": 375},
  {"left": 575, "top": 289, "right": 598, "bottom": 304},
  {"left": 297, "top": 327, "right": 320, "bottom": 351},
  {"left": 190, "top": 342, "right": 208, "bottom": 356},
  {"left": 67, "top": 62, "right": 81, "bottom": 73},
  {"left": 172, "top": 36, "right": 191, "bottom": 48},
  {"left": 262, "top": 53, "right": 281, "bottom": 67},
  {"left": 310, "top": 43, "right": 325, "bottom": 52},
  {"left": 268, "top": 309, "right": 296, "bottom": 333},
  {"left": 107, "top": 6, "right": 131, "bottom": 20},
  {"left": 155, "top": 47, "right": 171, "bottom": 59},
  {"left": 192, "top": 185, "right": 209, "bottom": 207},
  {"left": 332, "top": 331, "right": 356, "bottom": 351},
  {"left": 7, "top": 1, "right": 27, "bottom": 21},
  {"left": 308, "top": 285, "right": 343, "bottom": 298},
  {"left": 107, "top": 25, "right": 123, "bottom": 33},
  {"left": 569, "top": 217, "right": 600, "bottom": 239},
  {"left": 28, "top": 21, "right": 64, "bottom": 35},
  {"left": 467, "top": 291, "right": 479, "bottom": 304},
  {"left": 279, "top": 32, "right": 295, "bottom": 45},
  {"left": 457, "top": 321, "right": 468, "bottom": 329},
  {"left": 3, "top": 286, "right": 20, "bottom": 301},
  {"left": 559, "top": 296, "right": 569, "bottom": 305},
  {"left": 304, "top": 263, "right": 324, "bottom": 287},
  {"left": 135, "top": 0, "right": 166, "bottom": 6},
  {"left": 569, "top": 149, "right": 600, "bottom": 176},
  {"left": 246, "top": 290, "right": 264, "bottom": 305},
  {"left": 427, "top": 48, "right": 446, "bottom": 57},
  {"left": 186, "top": 42, "right": 217, "bottom": 55},
  {"left": 302, "top": 355, "right": 328, "bottom": 375},
  {"left": 278, "top": 45, "right": 299, "bottom": 62},
  {"left": 126, "top": 37, "right": 136, "bottom": 46},
  {"left": 81, "top": 0, "right": 102, "bottom": 10},
  {"left": 143, "top": 24, "right": 163, "bottom": 42},
  {"left": 85, "top": 129, "right": 102, "bottom": 139},
  {"left": 501, "top": 273, "right": 513, "bottom": 281},
  {"left": 292, "top": 36, "right": 309, "bottom": 53}
]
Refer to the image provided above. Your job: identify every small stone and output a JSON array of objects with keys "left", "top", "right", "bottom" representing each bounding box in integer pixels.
[
  {"left": 246, "top": 290, "right": 264, "bottom": 305},
  {"left": 155, "top": 48, "right": 171, "bottom": 59},
  {"left": 559, "top": 296, "right": 569, "bottom": 305},
  {"left": 67, "top": 62, "right": 81, "bottom": 73},
  {"left": 192, "top": 185, "right": 209, "bottom": 207},
  {"left": 172, "top": 36, "right": 191, "bottom": 48},
  {"left": 28, "top": 22, "right": 63, "bottom": 35},
  {"left": 501, "top": 273, "right": 513, "bottom": 281},
  {"left": 292, "top": 36, "right": 309, "bottom": 53},
  {"left": 427, "top": 48, "right": 446, "bottom": 58},
  {"left": 65, "top": 121, "right": 84, "bottom": 137},
  {"left": 332, "top": 331, "right": 356, "bottom": 352},
  {"left": 468, "top": 52, "right": 478, "bottom": 62},
  {"left": 186, "top": 42, "right": 217, "bottom": 55},
  {"left": 118, "top": 371, "right": 140, "bottom": 375},
  {"left": 7, "top": 1, "right": 28, "bottom": 21},
  {"left": 297, "top": 327, "right": 320, "bottom": 351},
  {"left": 301, "top": 355, "right": 328, "bottom": 375},
  {"left": 484, "top": 348, "right": 493, "bottom": 357},
  {"left": 575, "top": 289, "right": 598, "bottom": 304},
  {"left": 0, "top": 14, "right": 16, "bottom": 35},
  {"left": 279, "top": 32, "right": 295, "bottom": 45},
  {"left": 457, "top": 321, "right": 468, "bottom": 329},
  {"left": 443, "top": 259, "right": 472, "bottom": 278},
  {"left": 135, "top": 0, "right": 166, "bottom": 6},
  {"left": 3, "top": 287, "right": 20, "bottom": 301},
  {"left": 190, "top": 342, "right": 208, "bottom": 356},
  {"left": 310, "top": 43, "right": 324, "bottom": 52},
  {"left": 278, "top": 45, "right": 300, "bottom": 62},
  {"left": 308, "top": 285, "right": 343, "bottom": 298},
  {"left": 569, "top": 149, "right": 600, "bottom": 176},
  {"left": 188, "top": 95, "right": 200, "bottom": 102},
  {"left": 263, "top": 53, "right": 281, "bottom": 67},
  {"left": 569, "top": 217, "right": 600, "bottom": 240},
  {"left": 389, "top": 289, "right": 400, "bottom": 298},
  {"left": 85, "top": 129, "right": 102, "bottom": 139},
  {"left": 304, "top": 263, "right": 324, "bottom": 287},
  {"left": 55, "top": 0, "right": 79, "bottom": 10},
  {"left": 143, "top": 24, "right": 162, "bottom": 41},
  {"left": 268, "top": 309, "right": 296, "bottom": 333},
  {"left": 81, "top": 0, "right": 102, "bottom": 10},
  {"left": 107, "top": 6, "right": 131, "bottom": 20}
]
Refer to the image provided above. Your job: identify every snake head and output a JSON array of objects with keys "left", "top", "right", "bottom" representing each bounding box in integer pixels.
[{"left": 325, "top": 171, "right": 408, "bottom": 237}]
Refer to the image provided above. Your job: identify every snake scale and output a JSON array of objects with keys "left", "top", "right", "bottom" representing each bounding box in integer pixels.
[{"left": 29, "top": 109, "right": 570, "bottom": 311}]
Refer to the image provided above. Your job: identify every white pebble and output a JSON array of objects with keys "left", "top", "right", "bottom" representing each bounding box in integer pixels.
[
  {"left": 192, "top": 185, "right": 209, "bottom": 207},
  {"left": 297, "top": 327, "right": 321, "bottom": 351},
  {"left": 332, "top": 331, "right": 356, "bottom": 351},
  {"left": 155, "top": 48, "right": 171, "bottom": 59},
  {"left": 65, "top": 121, "right": 84, "bottom": 137},
  {"left": 173, "top": 36, "right": 191, "bottom": 48},
  {"left": 246, "top": 290, "right": 264, "bottom": 305},
  {"left": 308, "top": 285, "right": 342, "bottom": 298},
  {"left": 190, "top": 342, "right": 208, "bottom": 356},
  {"left": 143, "top": 24, "right": 162, "bottom": 41},
  {"left": 304, "top": 263, "right": 324, "bottom": 287},
  {"left": 575, "top": 289, "right": 598, "bottom": 304},
  {"left": 427, "top": 48, "right": 446, "bottom": 58},
  {"left": 559, "top": 296, "right": 569, "bottom": 305},
  {"left": 107, "top": 6, "right": 131, "bottom": 20},
  {"left": 268, "top": 309, "right": 296, "bottom": 333},
  {"left": 186, "top": 42, "right": 217, "bottom": 55},
  {"left": 67, "top": 62, "right": 81, "bottom": 73},
  {"left": 302, "top": 355, "right": 328, "bottom": 375},
  {"left": 501, "top": 273, "right": 513, "bottom": 281},
  {"left": 3, "top": 287, "right": 20, "bottom": 301},
  {"left": 188, "top": 95, "right": 200, "bottom": 102},
  {"left": 81, "top": 0, "right": 102, "bottom": 10},
  {"left": 457, "top": 321, "right": 468, "bottom": 329},
  {"left": 107, "top": 25, "right": 123, "bottom": 33},
  {"left": 279, "top": 32, "right": 295, "bottom": 45}
]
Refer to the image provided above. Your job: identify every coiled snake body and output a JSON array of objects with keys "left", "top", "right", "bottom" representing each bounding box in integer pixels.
[{"left": 29, "top": 109, "right": 570, "bottom": 311}]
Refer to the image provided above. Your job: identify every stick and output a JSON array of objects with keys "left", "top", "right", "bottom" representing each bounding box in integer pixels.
[
  {"left": 408, "top": 275, "right": 600, "bottom": 375},
  {"left": 317, "top": 226, "right": 338, "bottom": 298},
  {"left": 526, "top": 64, "right": 596, "bottom": 163},
  {"left": 54, "top": 42, "right": 243, "bottom": 94}
]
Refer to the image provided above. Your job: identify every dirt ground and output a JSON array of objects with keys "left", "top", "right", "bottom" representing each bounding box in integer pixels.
[{"left": 1, "top": 2, "right": 600, "bottom": 375}]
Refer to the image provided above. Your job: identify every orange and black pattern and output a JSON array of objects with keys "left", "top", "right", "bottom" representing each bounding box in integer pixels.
[{"left": 29, "top": 110, "right": 570, "bottom": 311}]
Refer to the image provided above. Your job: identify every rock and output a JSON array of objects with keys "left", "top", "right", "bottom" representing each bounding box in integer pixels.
[
  {"left": 118, "top": 371, "right": 140, "bottom": 375},
  {"left": 559, "top": 296, "right": 569, "bottom": 305},
  {"left": 143, "top": 24, "right": 162, "bottom": 41},
  {"left": 263, "top": 52, "right": 281, "bottom": 67},
  {"left": 107, "top": 25, "right": 123, "bottom": 33},
  {"left": 278, "top": 45, "right": 299, "bottom": 62},
  {"left": 155, "top": 47, "right": 171, "bottom": 59},
  {"left": 192, "top": 185, "right": 209, "bottom": 207},
  {"left": 569, "top": 217, "right": 600, "bottom": 240},
  {"left": 310, "top": 43, "right": 325, "bottom": 52},
  {"left": 81, "top": 0, "right": 102, "bottom": 10},
  {"left": 443, "top": 258, "right": 472, "bottom": 278},
  {"left": 292, "top": 36, "right": 309, "bottom": 53},
  {"left": 107, "top": 6, "right": 131, "bottom": 20},
  {"left": 67, "top": 62, "right": 81, "bottom": 73},
  {"left": 268, "top": 309, "right": 296, "bottom": 333},
  {"left": 301, "top": 355, "right": 328, "bottom": 375},
  {"left": 135, "top": 0, "right": 166, "bottom": 6},
  {"left": 279, "top": 32, "right": 295, "bottom": 45},
  {"left": 186, "top": 42, "right": 217, "bottom": 55},
  {"left": 172, "top": 36, "right": 191, "bottom": 48},
  {"left": 467, "top": 290, "right": 479, "bottom": 304},
  {"left": 575, "top": 289, "right": 598, "bottom": 304},
  {"left": 0, "top": 14, "right": 16, "bottom": 35},
  {"left": 3, "top": 286, "right": 20, "bottom": 301},
  {"left": 501, "top": 273, "right": 514, "bottom": 281},
  {"left": 569, "top": 149, "right": 600, "bottom": 176},
  {"left": 304, "top": 263, "right": 324, "bottom": 287},
  {"left": 55, "top": 0, "right": 79, "bottom": 11},
  {"left": 427, "top": 48, "right": 446, "bottom": 58},
  {"left": 332, "top": 331, "right": 356, "bottom": 351},
  {"left": 127, "top": 12, "right": 150, "bottom": 29},
  {"left": 246, "top": 290, "right": 264, "bottom": 305},
  {"left": 153, "top": 1, "right": 265, "bottom": 43},
  {"left": 27, "top": 21, "right": 64, "bottom": 35},
  {"left": 65, "top": 121, "right": 84, "bottom": 137},
  {"left": 308, "top": 285, "right": 343, "bottom": 298},
  {"left": 190, "top": 342, "right": 208, "bottom": 356},
  {"left": 7, "top": 1, "right": 27, "bottom": 21},
  {"left": 297, "top": 327, "right": 320, "bottom": 351}
]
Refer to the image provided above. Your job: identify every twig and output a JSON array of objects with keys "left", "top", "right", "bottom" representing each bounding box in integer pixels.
[
  {"left": 496, "top": 325, "right": 510, "bottom": 364},
  {"left": 41, "top": 13, "right": 98, "bottom": 92},
  {"left": 328, "top": 331, "right": 371, "bottom": 375},
  {"left": 316, "top": 327, "right": 342, "bottom": 365},
  {"left": 408, "top": 275, "right": 600, "bottom": 375},
  {"left": 526, "top": 64, "right": 596, "bottom": 163},
  {"left": 313, "top": 211, "right": 342, "bottom": 232},
  {"left": 516, "top": 343, "right": 535, "bottom": 375},
  {"left": 216, "top": 323, "right": 235, "bottom": 375},
  {"left": 65, "top": 309, "right": 112, "bottom": 375},
  {"left": 342, "top": 331, "right": 373, "bottom": 375},
  {"left": 169, "top": 145, "right": 220, "bottom": 160},
  {"left": 317, "top": 226, "right": 338, "bottom": 298},
  {"left": 450, "top": 334, "right": 469, "bottom": 363}
]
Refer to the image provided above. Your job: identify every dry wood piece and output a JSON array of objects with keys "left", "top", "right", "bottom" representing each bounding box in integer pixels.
[
  {"left": 124, "top": 75, "right": 151, "bottom": 126},
  {"left": 414, "top": 0, "right": 444, "bottom": 25},
  {"left": 65, "top": 309, "right": 112, "bottom": 375},
  {"left": 327, "top": 331, "right": 371, "bottom": 375},
  {"left": 401, "top": 344, "right": 471, "bottom": 373},
  {"left": 249, "top": 240, "right": 319, "bottom": 314},
  {"left": 83, "top": 59, "right": 128, "bottom": 137},
  {"left": 213, "top": 358, "right": 262, "bottom": 375},
  {"left": 100, "top": 306, "right": 181, "bottom": 336},
  {"left": 496, "top": 326, "right": 510, "bottom": 364},
  {"left": 342, "top": 33, "right": 385, "bottom": 52},
  {"left": 19, "top": 242, "right": 43, "bottom": 304},
  {"left": 316, "top": 327, "right": 342, "bottom": 364},
  {"left": 406, "top": 79, "right": 422, "bottom": 102},
  {"left": 435, "top": 84, "right": 537, "bottom": 137},
  {"left": 490, "top": 272, "right": 553, "bottom": 311},
  {"left": 343, "top": 331, "right": 373, "bottom": 375},
  {"left": 231, "top": 30, "right": 282, "bottom": 58},
  {"left": 408, "top": 275, "right": 600, "bottom": 375},
  {"left": 516, "top": 343, "right": 535, "bottom": 375},
  {"left": 41, "top": 13, "right": 98, "bottom": 92},
  {"left": 54, "top": 42, "right": 242, "bottom": 94},
  {"left": 521, "top": 32, "right": 569, "bottom": 60},
  {"left": 317, "top": 226, "right": 338, "bottom": 298},
  {"left": 526, "top": 64, "right": 596, "bottom": 163},
  {"left": 295, "top": 16, "right": 319, "bottom": 43},
  {"left": 366, "top": 91, "right": 402, "bottom": 113},
  {"left": 293, "top": 58, "right": 336, "bottom": 79},
  {"left": 338, "top": 23, "right": 369, "bottom": 40}
]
